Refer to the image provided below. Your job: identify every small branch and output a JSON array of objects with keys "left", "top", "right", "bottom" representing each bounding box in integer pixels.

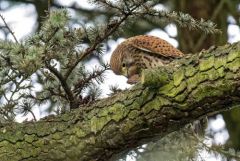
[
  {"left": 45, "top": 62, "right": 77, "bottom": 108},
  {"left": 0, "top": 14, "right": 19, "bottom": 43},
  {"left": 73, "top": 65, "right": 110, "bottom": 95},
  {"left": 28, "top": 110, "right": 37, "bottom": 121}
]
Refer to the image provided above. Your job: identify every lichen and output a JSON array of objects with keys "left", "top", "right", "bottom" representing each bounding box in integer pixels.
[
  {"left": 175, "top": 91, "right": 187, "bottom": 102},
  {"left": 75, "top": 128, "right": 86, "bottom": 138},
  {"left": 120, "top": 120, "right": 136, "bottom": 134},
  {"left": 185, "top": 65, "right": 197, "bottom": 77},
  {"left": 199, "top": 56, "right": 214, "bottom": 71},
  {"left": 227, "top": 51, "right": 240, "bottom": 62},
  {"left": 173, "top": 69, "right": 185, "bottom": 86},
  {"left": 192, "top": 84, "right": 223, "bottom": 102},
  {"left": 128, "top": 110, "right": 140, "bottom": 119},
  {"left": 187, "top": 72, "right": 208, "bottom": 91},
  {"left": 167, "top": 81, "right": 187, "bottom": 97},
  {"left": 24, "top": 134, "right": 36, "bottom": 143},
  {"left": 226, "top": 58, "right": 240, "bottom": 72},
  {"left": 159, "top": 82, "right": 174, "bottom": 95},
  {"left": 207, "top": 68, "right": 220, "bottom": 80},
  {"left": 214, "top": 56, "right": 227, "bottom": 69},
  {"left": 52, "top": 133, "right": 62, "bottom": 140}
]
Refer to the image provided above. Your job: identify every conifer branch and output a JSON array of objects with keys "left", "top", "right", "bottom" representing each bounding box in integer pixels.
[
  {"left": 73, "top": 64, "right": 109, "bottom": 96},
  {"left": 0, "top": 14, "right": 19, "bottom": 43},
  {"left": 45, "top": 62, "right": 76, "bottom": 109}
]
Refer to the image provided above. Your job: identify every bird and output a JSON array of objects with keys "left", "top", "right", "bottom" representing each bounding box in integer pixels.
[{"left": 110, "top": 35, "right": 184, "bottom": 84}]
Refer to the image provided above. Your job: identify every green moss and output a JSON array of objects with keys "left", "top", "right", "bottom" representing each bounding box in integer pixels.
[
  {"left": 139, "top": 89, "right": 155, "bottom": 105},
  {"left": 69, "top": 135, "right": 79, "bottom": 145},
  {"left": 4, "top": 133, "right": 19, "bottom": 143},
  {"left": 187, "top": 72, "right": 208, "bottom": 91},
  {"left": 34, "top": 139, "right": 44, "bottom": 147},
  {"left": 15, "top": 130, "right": 24, "bottom": 141},
  {"left": 86, "top": 136, "right": 96, "bottom": 145},
  {"left": 0, "top": 140, "right": 9, "bottom": 149},
  {"left": 37, "top": 123, "right": 51, "bottom": 136},
  {"left": 227, "top": 51, "right": 240, "bottom": 62},
  {"left": 61, "top": 113, "right": 71, "bottom": 122},
  {"left": 199, "top": 56, "right": 214, "bottom": 71},
  {"left": 24, "top": 134, "right": 36, "bottom": 143},
  {"left": 192, "top": 85, "right": 223, "bottom": 102},
  {"left": 49, "top": 149, "right": 66, "bottom": 160},
  {"left": 98, "top": 108, "right": 109, "bottom": 117},
  {"left": 175, "top": 91, "right": 187, "bottom": 102},
  {"left": 167, "top": 81, "right": 187, "bottom": 97},
  {"left": 159, "top": 82, "right": 174, "bottom": 95},
  {"left": 207, "top": 68, "right": 220, "bottom": 80},
  {"left": 66, "top": 147, "right": 80, "bottom": 159},
  {"left": 185, "top": 65, "right": 197, "bottom": 77},
  {"left": 142, "top": 97, "right": 170, "bottom": 114},
  {"left": 173, "top": 69, "right": 185, "bottom": 86},
  {"left": 108, "top": 103, "right": 128, "bottom": 121},
  {"left": 120, "top": 120, "right": 136, "bottom": 134},
  {"left": 141, "top": 68, "right": 169, "bottom": 86},
  {"left": 90, "top": 116, "right": 110, "bottom": 134},
  {"left": 225, "top": 72, "right": 235, "bottom": 79},
  {"left": 226, "top": 58, "right": 240, "bottom": 72},
  {"left": 87, "top": 109, "right": 99, "bottom": 119},
  {"left": 129, "top": 101, "right": 141, "bottom": 110},
  {"left": 91, "top": 103, "right": 128, "bottom": 133},
  {"left": 214, "top": 56, "right": 227, "bottom": 69},
  {"left": 75, "top": 129, "right": 86, "bottom": 138},
  {"left": 217, "top": 67, "right": 225, "bottom": 77},
  {"left": 123, "top": 99, "right": 135, "bottom": 106},
  {"left": 52, "top": 133, "right": 61, "bottom": 140},
  {"left": 128, "top": 110, "right": 140, "bottom": 119},
  {"left": 31, "top": 147, "right": 41, "bottom": 157}
]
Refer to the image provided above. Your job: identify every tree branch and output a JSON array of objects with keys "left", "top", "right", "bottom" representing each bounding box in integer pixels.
[
  {"left": 0, "top": 14, "right": 19, "bottom": 43},
  {"left": 0, "top": 42, "right": 240, "bottom": 161}
]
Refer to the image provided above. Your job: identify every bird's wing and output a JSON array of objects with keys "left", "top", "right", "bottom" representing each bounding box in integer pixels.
[{"left": 127, "top": 35, "right": 184, "bottom": 58}]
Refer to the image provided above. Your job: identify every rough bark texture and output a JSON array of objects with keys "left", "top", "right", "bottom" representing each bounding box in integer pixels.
[{"left": 0, "top": 42, "right": 240, "bottom": 161}]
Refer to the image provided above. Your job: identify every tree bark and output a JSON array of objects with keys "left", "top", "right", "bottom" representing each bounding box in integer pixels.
[{"left": 0, "top": 42, "right": 240, "bottom": 161}]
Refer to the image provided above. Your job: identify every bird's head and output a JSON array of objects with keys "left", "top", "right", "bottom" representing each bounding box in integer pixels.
[
  {"left": 121, "top": 56, "right": 138, "bottom": 78},
  {"left": 110, "top": 43, "right": 139, "bottom": 78}
]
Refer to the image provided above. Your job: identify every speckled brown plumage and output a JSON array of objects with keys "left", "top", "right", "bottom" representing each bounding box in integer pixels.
[{"left": 110, "top": 35, "right": 184, "bottom": 84}]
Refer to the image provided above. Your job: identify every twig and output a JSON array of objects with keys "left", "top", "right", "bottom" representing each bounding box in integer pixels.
[
  {"left": 73, "top": 65, "right": 110, "bottom": 95},
  {"left": 45, "top": 62, "right": 77, "bottom": 108},
  {"left": 0, "top": 14, "right": 19, "bottom": 43},
  {"left": 29, "top": 110, "right": 37, "bottom": 121}
]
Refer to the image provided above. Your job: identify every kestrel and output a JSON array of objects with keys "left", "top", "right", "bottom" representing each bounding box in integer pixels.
[{"left": 110, "top": 35, "right": 184, "bottom": 84}]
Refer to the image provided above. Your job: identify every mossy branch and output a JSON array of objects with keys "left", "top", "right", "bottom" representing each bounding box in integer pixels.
[{"left": 0, "top": 41, "right": 239, "bottom": 161}]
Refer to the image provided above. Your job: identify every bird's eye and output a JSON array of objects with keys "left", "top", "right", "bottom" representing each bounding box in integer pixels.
[{"left": 122, "top": 63, "right": 126, "bottom": 67}]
